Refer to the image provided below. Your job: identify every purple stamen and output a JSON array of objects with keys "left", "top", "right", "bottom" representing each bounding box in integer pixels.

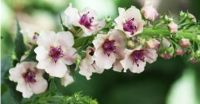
[
  {"left": 79, "top": 12, "right": 94, "bottom": 29},
  {"left": 123, "top": 18, "right": 137, "bottom": 34},
  {"left": 102, "top": 39, "right": 116, "bottom": 56},
  {"left": 49, "top": 46, "right": 64, "bottom": 63},
  {"left": 23, "top": 69, "right": 36, "bottom": 83},
  {"left": 131, "top": 50, "right": 145, "bottom": 66}
]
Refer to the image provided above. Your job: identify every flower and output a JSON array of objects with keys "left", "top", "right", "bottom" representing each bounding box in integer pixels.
[
  {"left": 120, "top": 48, "right": 158, "bottom": 73},
  {"left": 115, "top": 6, "right": 145, "bottom": 37},
  {"left": 168, "top": 21, "right": 178, "bottom": 33},
  {"left": 146, "top": 38, "right": 160, "bottom": 49},
  {"left": 79, "top": 47, "right": 104, "bottom": 80},
  {"left": 179, "top": 38, "right": 191, "bottom": 48},
  {"left": 93, "top": 29, "right": 125, "bottom": 69},
  {"left": 9, "top": 62, "right": 48, "bottom": 98},
  {"left": 63, "top": 4, "right": 105, "bottom": 35},
  {"left": 61, "top": 71, "right": 74, "bottom": 87},
  {"left": 141, "top": 4, "right": 159, "bottom": 21},
  {"left": 34, "top": 31, "right": 76, "bottom": 78}
]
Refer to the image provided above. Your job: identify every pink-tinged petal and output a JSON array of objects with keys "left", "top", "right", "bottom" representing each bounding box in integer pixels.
[
  {"left": 62, "top": 47, "right": 76, "bottom": 65},
  {"left": 79, "top": 57, "right": 94, "bottom": 80},
  {"left": 44, "top": 60, "right": 68, "bottom": 78},
  {"left": 144, "top": 49, "right": 158, "bottom": 63},
  {"left": 16, "top": 82, "right": 33, "bottom": 98},
  {"left": 94, "top": 48, "right": 116, "bottom": 69},
  {"left": 9, "top": 67, "right": 23, "bottom": 82},
  {"left": 34, "top": 46, "right": 49, "bottom": 62},
  {"left": 63, "top": 3, "right": 80, "bottom": 27},
  {"left": 36, "top": 31, "right": 56, "bottom": 48},
  {"left": 57, "top": 31, "right": 74, "bottom": 47},
  {"left": 120, "top": 49, "right": 133, "bottom": 72},
  {"left": 30, "top": 76, "right": 48, "bottom": 94},
  {"left": 61, "top": 72, "right": 74, "bottom": 87},
  {"left": 113, "top": 61, "right": 123, "bottom": 72},
  {"left": 92, "top": 34, "right": 108, "bottom": 48},
  {"left": 129, "top": 60, "right": 146, "bottom": 73}
]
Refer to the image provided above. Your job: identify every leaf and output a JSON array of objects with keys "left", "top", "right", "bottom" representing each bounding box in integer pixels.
[
  {"left": 74, "top": 35, "right": 94, "bottom": 48},
  {"left": 14, "top": 20, "right": 26, "bottom": 61},
  {"left": 22, "top": 46, "right": 37, "bottom": 62}
]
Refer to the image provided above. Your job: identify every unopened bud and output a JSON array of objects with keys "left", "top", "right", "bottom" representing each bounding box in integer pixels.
[
  {"left": 146, "top": 39, "right": 160, "bottom": 49},
  {"left": 168, "top": 21, "right": 178, "bottom": 33},
  {"left": 179, "top": 38, "right": 191, "bottom": 48},
  {"left": 176, "top": 48, "right": 185, "bottom": 56}
]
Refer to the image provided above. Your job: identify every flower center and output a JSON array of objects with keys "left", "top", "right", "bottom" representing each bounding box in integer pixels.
[
  {"left": 49, "top": 46, "right": 64, "bottom": 63},
  {"left": 102, "top": 39, "right": 116, "bottom": 56},
  {"left": 131, "top": 50, "right": 145, "bottom": 66},
  {"left": 79, "top": 12, "right": 94, "bottom": 29},
  {"left": 23, "top": 69, "right": 36, "bottom": 83},
  {"left": 123, "top": 19, "right": 137, "bottom": 34}
]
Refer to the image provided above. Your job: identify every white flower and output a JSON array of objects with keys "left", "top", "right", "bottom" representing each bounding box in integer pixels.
[
  {"left": 61, "top": 72, "right": 74, "bottom": 87},
  {"left": 120, "top": 48, "right": 158, "bottom": 73},
  {"left": 79, "top": 47, "right": 104, "bottom": 80},
  {"left": 115, "top": 6, "right": 145, "bottom": 37},
  {"left": 141, "top": 4, "right": 159, "bottom": 21},
  {"left": 34, "top": 31, "right": 76, "bottom": 78},
  {"left": 93, "top": 29, "right": 125, "bottom": 69},
  {"left": 168, "top": 21, "right": 178, "bottom": 33},
  {"left": 9, "top": 62, "right": 48, "bottom": 98},
  {"left": 63, "top": 4, "right": 105, "bottom": 35}
]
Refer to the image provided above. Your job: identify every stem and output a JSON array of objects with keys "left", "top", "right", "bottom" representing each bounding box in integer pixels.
[{"left": 141, "top": 28, "right": 200, "bottom": 43}]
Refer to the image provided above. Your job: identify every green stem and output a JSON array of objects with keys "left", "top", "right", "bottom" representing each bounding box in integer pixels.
[{"left": 141, "top": 28, "right": 200, "bottom": 43}]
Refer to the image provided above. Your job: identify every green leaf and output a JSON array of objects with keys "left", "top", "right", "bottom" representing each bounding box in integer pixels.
[
  {"left": 22, "top": 46, "right": 37, "bottom": 62},
  {"left": 14, "top": 20, "right": 26, "bottom": 61},
  {"left": 21, "top": 92, "right": 98, "bottom": 104},
  {"left": 74, "top": 35, "right": 94, "bottom": 48}
]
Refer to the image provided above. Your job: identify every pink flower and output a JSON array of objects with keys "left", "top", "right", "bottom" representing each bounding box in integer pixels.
[
  {"left": 115, "top": 6, "right": 145, "bottom": 37},
  {"left": 79, "top": 47, "right": 104, "bottom": 80},
  {"left": 93, "top": 29, "right": 125, "bottom": 69},
  {"left": 120, "top": 48, "right": 158, "bottom": 73},
  {"left": 168, "top": 21, "right": 178, "bottom": 33},
  {"left": 63, "top": 4, "right": 105, "bottom": 35},
  {"left": 9, "top": 62, "right": 48, "bottom": 98},
  {"left": 179, "top": 38, "right": 191, "bottom": 48},
  {"left": 141, "top": 4, "right": 159, "bottom": 21},
  {"left": 34, "top": 31, "right": 76, "bottom": 78}
]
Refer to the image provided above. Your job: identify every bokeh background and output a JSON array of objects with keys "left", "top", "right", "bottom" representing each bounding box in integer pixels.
[{"left": 1, "top": 0, "right": 200, "bottom": 104}]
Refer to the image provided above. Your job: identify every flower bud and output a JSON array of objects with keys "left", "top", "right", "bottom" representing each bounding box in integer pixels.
[
  {"left": 188, "top": 13, "right": 197, "bottom": 23},
  {"left": 160, "top": 53, "right": 173, "bottom": 59},
  {"left": 175, "top": 48, "right": 185, "bottom": 56},
  {"left": 146, "top": 39, "right": 160, "bottom": 49},
  {"left": 179, "top": 38, "right": 190, "bottom": 48},
  {"left": 168, "top": 21, "right": 178, "bottom": 33},
  {"left": 141, "top": 5, "right": 159, "bottom": 21}
]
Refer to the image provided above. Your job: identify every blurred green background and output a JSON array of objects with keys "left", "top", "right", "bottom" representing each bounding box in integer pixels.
[{"left": 1, "top": 0, "right": 200, "bottom": 104}]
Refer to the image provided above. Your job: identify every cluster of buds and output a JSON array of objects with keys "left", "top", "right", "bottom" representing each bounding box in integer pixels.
[{"left": 9, "top": 3, "right": 199, "bottom": 98}]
